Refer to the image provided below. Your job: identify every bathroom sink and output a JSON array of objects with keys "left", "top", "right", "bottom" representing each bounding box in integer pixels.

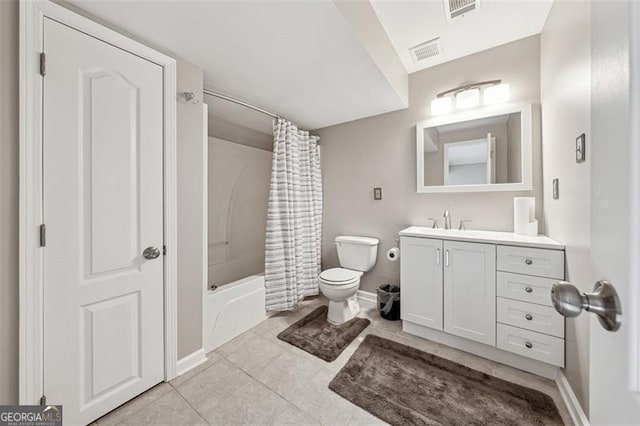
[
  {"left": 398, "top": 226, "right": 565, "bottom": 250},
  {"left": 407, "top": 227, "right": 480, "bottom": 238}
]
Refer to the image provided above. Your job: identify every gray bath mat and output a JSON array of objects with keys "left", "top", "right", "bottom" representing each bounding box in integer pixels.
[
  {"left": 277, "top": 305, "right": 370, "bottom": 362},
  {"left": 329, "top": 335, "right": 563, "bottom": 426}
]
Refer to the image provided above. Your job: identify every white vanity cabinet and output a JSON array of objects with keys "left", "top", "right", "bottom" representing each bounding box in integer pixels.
[
  {"left": 399, "top": 227, "right": 566, "bottom": 379},
  {"left": 400, "top": 237, "right": 443, "bottom": 330},
  {"left": 443, "top": 241, "right": 496, "bottom": 345}
]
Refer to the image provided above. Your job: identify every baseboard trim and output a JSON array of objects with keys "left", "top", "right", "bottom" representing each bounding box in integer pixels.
[
  {"left": 357, "top": 290, "right": 377, "bottom": 306},
  {"left": 556, "top": 372, "right": 589, "bottom": 426},
  {"left": 403, "top": 321, "right": 560, "bottom": 380},
  {"left": 176, "top": 348, "right": 207, "bottom": 377}
]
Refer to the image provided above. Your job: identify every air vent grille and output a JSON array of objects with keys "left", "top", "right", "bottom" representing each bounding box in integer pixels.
[
  {"left": 409, "top": 38, "right": 442, "bottom": 63},
  {"left": 445, "top": 0, "right": 480, "bottom": 20}
]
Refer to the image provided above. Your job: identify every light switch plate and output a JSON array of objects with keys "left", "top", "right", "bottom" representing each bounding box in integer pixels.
[
  {"left": 373, "top": 187, "right": 382, "bottom": 200},
  {"left": 553, "top": 178, "right": 560, "bottom": 200},
  {"left": 576, "top": 133, "right": 586, "bottom": 163}
]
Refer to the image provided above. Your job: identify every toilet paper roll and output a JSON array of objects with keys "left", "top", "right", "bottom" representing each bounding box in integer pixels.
[
  {"left": 386, "top": 247, "right": 400, "bottom": 262},
  {"left": 514, "top": 197, "right": 536, "bottom": 236}
]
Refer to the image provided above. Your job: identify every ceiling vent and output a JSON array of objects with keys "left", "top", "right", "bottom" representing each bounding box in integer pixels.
[
  {"left": 409, "top": 38, "right": 442, "bottom": 63},
  {"left": 444, "top": 0, "right": 481, "bottom": 20}
]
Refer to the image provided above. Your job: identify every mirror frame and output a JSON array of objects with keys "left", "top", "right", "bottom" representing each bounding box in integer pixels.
[{"left": 416, "top": 102, "right": 533, "bottom": 193}]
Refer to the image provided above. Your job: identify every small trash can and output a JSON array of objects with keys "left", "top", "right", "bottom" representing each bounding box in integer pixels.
[{"left": 377, "top": 284, "right": 401, "bottom": 321}]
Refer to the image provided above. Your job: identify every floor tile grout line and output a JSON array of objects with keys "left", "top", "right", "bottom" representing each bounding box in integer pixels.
[
  {"left": 171, "top": 383, "right": 212, "bottom": 426},
  {"left": 169, "top": 353, "right": 224, "bottom": 390}
]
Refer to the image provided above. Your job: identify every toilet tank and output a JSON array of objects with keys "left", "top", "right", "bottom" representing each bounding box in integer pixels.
[{"left": 335, "top": 235, "right": 379, "bottom": 272}]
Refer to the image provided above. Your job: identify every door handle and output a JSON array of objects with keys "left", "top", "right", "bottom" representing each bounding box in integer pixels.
[
  {"left": 551, "top": 280, "right": 622, "bottom": 331},
  {"left": 436, "top": 248, "right": 441, "bottom": 265},
  {"left": 143, "top": 246, "right": 161, "bottom": 260},
  {"left": 445, "top": 250, "right": 449, "bottom": 267}
]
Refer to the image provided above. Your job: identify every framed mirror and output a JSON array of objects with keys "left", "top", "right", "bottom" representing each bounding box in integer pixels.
[{"left": 416, "top": 103, "right": 533, "bottom": 193}]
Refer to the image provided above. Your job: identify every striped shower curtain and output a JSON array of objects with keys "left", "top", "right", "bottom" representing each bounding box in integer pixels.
[{"left": 265, "top": 118, "right": 322, "bottom": 311}]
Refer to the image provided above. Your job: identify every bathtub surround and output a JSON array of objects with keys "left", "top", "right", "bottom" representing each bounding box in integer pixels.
[
  {"left": 316, "top": 35, "right": 542, "bottom": 294},
  {"left": 265, "top": 119, "right": 323, "bottom": 311},
  {"left": 208, "top": 137, "right": 271, "bottom": 286},
  {"left": 329, "top": 335, "right": 563, "bottom": 425},
  {"left": 540, "top": 0, "right": 592, "bottom": 417},
  {"left": 277, "top": 305, "right": 370, "bottom": 362}
]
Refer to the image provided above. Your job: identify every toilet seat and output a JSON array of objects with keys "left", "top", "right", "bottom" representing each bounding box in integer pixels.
[{"left": 319, "top": 268, "right": 361, "bottom": 285}]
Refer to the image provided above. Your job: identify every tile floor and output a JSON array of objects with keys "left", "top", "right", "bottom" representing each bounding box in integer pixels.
[{"left": 96, "top": 297, "right": 573, "bottom": 425}]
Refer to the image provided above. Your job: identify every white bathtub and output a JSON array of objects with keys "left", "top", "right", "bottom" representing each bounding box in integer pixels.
[{"left": 204, "top": 273, "right": 270, "bottom": 352}]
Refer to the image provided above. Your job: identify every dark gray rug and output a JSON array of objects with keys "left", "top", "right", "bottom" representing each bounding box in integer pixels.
[
  {"left": 277, "top": 305, "right": 370, "bottom": 362},
  {"left": 329, "top": 335, "right": 564, "bottom": 426}
]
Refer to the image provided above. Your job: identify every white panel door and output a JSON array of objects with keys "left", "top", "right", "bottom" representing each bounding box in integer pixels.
[
  {"left": 588, "top": 2, "right": 640, "bottom": 423},
  {"left": 43, "top": 18, "right": 164, "bottom": 425},
  {"left": 443, "top": 241, "right": 496, "bottom": 345},
  {"left": 400, "top": 237, "right": 443, "bottom": 330}
]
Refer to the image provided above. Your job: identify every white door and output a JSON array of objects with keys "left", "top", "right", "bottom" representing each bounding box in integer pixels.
[
  {"left": 42, "top": 18, "right": 165, "bottom": 424},
  {"left": 400, "top": 237, "right": 443, "bottom": 330},
  {"left": 588, "top": 1, "right": 640, "bottom": 423},
  {"left": 443, "top": 241, "right": 496, "bottom": 345}
]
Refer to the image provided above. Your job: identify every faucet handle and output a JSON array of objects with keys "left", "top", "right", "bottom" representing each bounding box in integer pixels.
[
  {"left": 458, "top": 220, "right": 472, "bottom": 231},
  {"left": 427, "top": 218, "right": 439, "bottom": 229}
]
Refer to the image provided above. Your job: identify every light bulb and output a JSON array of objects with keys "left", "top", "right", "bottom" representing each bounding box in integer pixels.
[
  {"left": 430, "top": 97, "right": 453, "bottom": 115},
  {"left": 455, "top": 88, "right": 480, "bottom": 109},
  {"left": 483, "top": 83, "right": 510, "bottom": 105}
]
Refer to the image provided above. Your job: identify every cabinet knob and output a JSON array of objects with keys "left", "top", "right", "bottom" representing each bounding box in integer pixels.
[
  {"left": 525, "top": 287, "right": 533, "bottom": 293},
  {"left": 525, "top": 314, "right": 533, "bottom": 321},
  {"left": 525, "top": 259, "right": 533, "bottom": 265},
  {"left": 525, "top": 341, "right": 533, "bottom": 349}
]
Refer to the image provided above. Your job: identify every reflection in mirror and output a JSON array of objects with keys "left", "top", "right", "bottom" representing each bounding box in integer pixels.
[{"left": 421, "top": 112, "right": 523, "bottom": 188}]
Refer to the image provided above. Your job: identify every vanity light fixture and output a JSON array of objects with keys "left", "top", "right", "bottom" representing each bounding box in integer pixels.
[
  {"left": 430, "top": 96, "right": 453, "bottom": 116},
  {"left": 483, "top": 83, "right": 510, "bottom": 105},
  {"left": 455, "top": 88, "right": 480, "bottom": 109},
  {"left": 430, "top": 80, "right": 509, "bottom": 116}
]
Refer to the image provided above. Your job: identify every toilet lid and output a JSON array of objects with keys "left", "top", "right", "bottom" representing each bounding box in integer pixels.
[{"left": 319, "top": 268, "right": 360, "bottom": 284}]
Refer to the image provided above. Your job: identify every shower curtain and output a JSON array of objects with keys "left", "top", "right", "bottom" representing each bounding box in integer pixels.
[{"left": 265, "top": 118, "right": 322, "bottom": 311}]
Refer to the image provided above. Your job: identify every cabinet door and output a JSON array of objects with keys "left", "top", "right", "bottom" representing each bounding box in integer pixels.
[
  {"left": 400, "top": 237, "right": 443, "bottom": 330},
  {"left": 443, "top": 241, "right": 496, "bottom": 345}
]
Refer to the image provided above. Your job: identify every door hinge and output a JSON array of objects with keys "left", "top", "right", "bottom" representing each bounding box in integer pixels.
[
  {"left": 40, "top": 395, "right": 46, "bottom": 405},
  {"left": 40, "top": 224, "right": 46, "bottom": 247},
  {"left": 163, "top": 245, "right": 167, "bottom": 256},
  {"left": 39, "top": 53, "right": 46, "bottom": 76}
]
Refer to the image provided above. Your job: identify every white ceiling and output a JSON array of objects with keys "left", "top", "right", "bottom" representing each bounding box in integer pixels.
[
  {"left": 370, "top": 0, "right": 553, "bottom": 74},
  {"left": 68, "top": 0, "right": 408, "bottom": 130}
]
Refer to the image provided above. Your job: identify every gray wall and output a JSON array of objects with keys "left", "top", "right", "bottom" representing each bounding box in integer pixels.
[
  {"left": 540, "top": 0, "right": 592, "bottom": 415},
  {"left": 177, "top": 59, "right": 206, "bottom": 359},
  {"left": 0, "top": 0, "right": 19, "bottom": 405},
  {"left": 208, "top": 114, "right": 273, "bottom": 152},
  {"left": 316, "top": 35, "right": 542, "bottom": 293}
]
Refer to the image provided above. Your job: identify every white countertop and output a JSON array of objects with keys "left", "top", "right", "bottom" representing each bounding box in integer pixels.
[{"left": 399, "top": 226, "right": 565, "bottom": 250}]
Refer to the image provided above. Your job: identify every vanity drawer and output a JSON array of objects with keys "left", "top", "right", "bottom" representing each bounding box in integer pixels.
[
  {"left": 497, "top": 246, "right": 564, "bottom": 279},
  {"left": 497, "top": 272, "right": 557, "bottom": 306},
  {"left": 497, "top": 324, "right": 564, "bottom": 367},
  {"left": 497, "top": 298, "right": 564, "bottom": 338}
]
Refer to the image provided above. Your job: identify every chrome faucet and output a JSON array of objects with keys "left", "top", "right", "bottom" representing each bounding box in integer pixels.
[{"left": 444, "top": 210, "right": 451, "bottom": 230}]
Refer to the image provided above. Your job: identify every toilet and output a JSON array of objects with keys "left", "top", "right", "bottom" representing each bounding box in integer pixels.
[{"left": 319, "top": 235, "right": 379, "bottom": 324}]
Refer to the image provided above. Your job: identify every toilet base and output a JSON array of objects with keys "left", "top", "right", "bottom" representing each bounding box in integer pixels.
[{"left": 327, "top": 295, "right": 361, "bottom": 325}]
